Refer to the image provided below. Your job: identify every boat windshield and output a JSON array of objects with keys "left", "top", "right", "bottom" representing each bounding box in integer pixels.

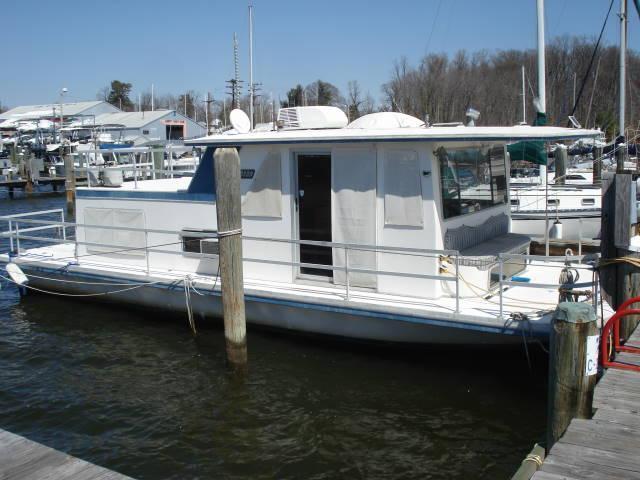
[{"left": 437, "top": 145, "right": 507, "bottom": 219}]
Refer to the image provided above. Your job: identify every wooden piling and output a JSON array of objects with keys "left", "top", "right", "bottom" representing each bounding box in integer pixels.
[
  {"left": 601, "top": 173, "right": 640, "bottom": 340},
  {"left": 63, "top": 145, "right": 76, "bottom": 214},
  {"left": 554, "top": 145, "right": 567, "bottom": 185},
  {"left": 593, "top": 145, "right": 602, "bottom": 184},
  {"left": 547, "top": 302, "right": 598, "bottom": 450},
  {"left": 213, "top": 147, "right": 247, "bottom": 369},
  {"left": 24, "top": 154, "right": 33, "bottom": 193}
]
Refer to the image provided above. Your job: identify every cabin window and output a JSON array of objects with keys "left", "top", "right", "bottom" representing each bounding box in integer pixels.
[
  {"left": 581, "top": 198, "right": 595, "bottom": 206},
  {"left": 511, "top": 199, "right": 520, "bottom": 206},
  {"left": 548, "top": 198, "right": 560, "bottom": 206},
  {"left": 242, "top": 151, "right": 282, "bottom": 218},
  {"left": 181, "top": 229, "right": 219, "bottom": 255},
  {"left": 384, "top": 149, "right": 423, "bottom": 226},
  {"left": 84, "top": 208, "right": 146, "bottom": 256},
  {"left": 437, "top": 145, "right": 507, "bottom": 219}
]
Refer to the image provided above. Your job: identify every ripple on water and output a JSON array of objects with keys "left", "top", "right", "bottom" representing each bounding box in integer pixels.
[{"left": 0, "top": 195, "right": 546, "bottom": 479}]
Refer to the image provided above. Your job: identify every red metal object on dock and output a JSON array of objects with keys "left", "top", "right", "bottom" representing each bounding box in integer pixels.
[{"left": 600, "top": 296, "right": 640, "bottom": 372}]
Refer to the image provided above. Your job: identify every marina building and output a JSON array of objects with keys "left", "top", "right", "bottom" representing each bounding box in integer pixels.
[{"left": 66, "top": 110, "right": 207, "bottom": 146}]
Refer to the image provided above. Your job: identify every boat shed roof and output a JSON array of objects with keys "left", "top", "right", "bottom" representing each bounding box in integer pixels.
[
  {"left": 0, "top": 101, "right": 112, "bottom": 121},
  {"left": 186, "top": 124, "right": 602, "bottom": 147},
  {"left": 68, "top": 110, "right": 183, "bottom": 129}
]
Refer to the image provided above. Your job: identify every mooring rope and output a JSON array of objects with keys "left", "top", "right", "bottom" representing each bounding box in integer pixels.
[{"left": 183, "top": 276, "right": 197, "bottom": 335}]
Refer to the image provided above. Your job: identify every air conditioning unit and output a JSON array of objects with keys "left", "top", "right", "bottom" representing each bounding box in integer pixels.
[{"left": 277, "top": 106, "right": 348, "bottom": 130}]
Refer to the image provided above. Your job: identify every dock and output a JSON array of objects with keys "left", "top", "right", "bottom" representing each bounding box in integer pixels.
[
  {"left": 0, "top": 429, "right": 135, "bottom": 480},
  {"left": 531, "top": 325, "right": 640, "bottom": 480},
  {"left": 0, "top": 176, "right": 87, "bottom": 197}
]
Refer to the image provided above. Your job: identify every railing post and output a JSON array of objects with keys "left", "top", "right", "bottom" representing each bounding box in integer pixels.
[
  {"left": 8, "top": 219, "right": 14, "bottom": 253},
  {"left": 169, "top": 145, "right": 174, "bottom": 179},
  {"left": 498, "top": 253, "right": 504, "bottom": 319},
  {"left": 454, "top": 252, "right": 460, "bottom": 313},
  {"left": 133, "top": 153, "right": 138, "bottom": 189},
  {"left": 145, "top": 230, "right": 150, "bottom": 274},
  {"left": 578, "top": 218, "right": 583, "bottom": 256},
  {"left": 61, "top": 210, "right": 67, "bottom": 241},
  {"left": 15, "top": 223, "right": 20, "bottom": 256},
  {"left": 344, "top": 246, "right": 350, "bottom": 301}
]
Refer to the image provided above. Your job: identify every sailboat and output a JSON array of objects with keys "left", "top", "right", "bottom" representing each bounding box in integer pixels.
[{"left": 509, "top": 0, "right": 636, "bottom": 245}]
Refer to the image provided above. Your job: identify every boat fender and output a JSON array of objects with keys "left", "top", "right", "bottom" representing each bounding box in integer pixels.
[{"left": 6, "top": 263, "right": 28, "bottom": 296}]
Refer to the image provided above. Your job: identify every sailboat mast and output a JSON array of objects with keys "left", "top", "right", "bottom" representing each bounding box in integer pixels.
[
  {"left": 521, "top": 66, "right": 526, "bottom": 124},
  {"left": 536, "top": 0, "right": 546, "bottom": 113},
  {"left": 619, "top": 0, "right": 627, "bottom": 140},
  {"left": 249, "top": 4, "right": 254, "bottom": 132}
]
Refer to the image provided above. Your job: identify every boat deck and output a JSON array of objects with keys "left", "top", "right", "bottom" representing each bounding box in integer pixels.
[{"left": 2, "top": 243, "right": 610, "bottom": 339}]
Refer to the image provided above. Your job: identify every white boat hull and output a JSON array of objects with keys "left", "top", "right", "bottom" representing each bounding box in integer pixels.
[{"left": 18, "top": 265, "right": 545, "bottom": 346}]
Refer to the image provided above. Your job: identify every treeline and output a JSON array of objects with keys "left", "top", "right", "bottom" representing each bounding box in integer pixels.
[
  {"left": 94, "top": 36, "right": 639, "bottom": 140},
  {"left": 382, "top": 37, "right": 640, "bottom": 139}
]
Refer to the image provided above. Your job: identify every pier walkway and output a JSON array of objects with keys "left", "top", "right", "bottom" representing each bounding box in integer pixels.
[
  {"left": 0, "top": 429, "right": 135, "bottom": 479},
  {"left": 532, "top": 325, "right": 640, "bottom": 480}
]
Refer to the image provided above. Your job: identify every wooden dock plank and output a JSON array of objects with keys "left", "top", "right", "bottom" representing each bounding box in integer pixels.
[
  {"left": 540, "top": 454, "right": 640, "bottom": 480},
  {"left": 0, "top": 429, "right": 134, "bottom": 480},
  {"left": 546, "top": 442, "right": 640, "bottom": 473},
  {"left": 594, "top": 408, "right": 640, "bottom": 427}
]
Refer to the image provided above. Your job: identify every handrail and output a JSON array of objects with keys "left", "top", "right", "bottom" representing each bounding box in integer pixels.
[
  {"left": 0, "top": 210, "right": 601, "bottom": 315},
  {"left": 601, "top": 296, "right": 640, "bottom": 372},
  {"left": 0, "top": 216, "right": 459, "bottom": 257}
]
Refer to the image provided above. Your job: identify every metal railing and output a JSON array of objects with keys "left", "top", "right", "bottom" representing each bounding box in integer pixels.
[
  {"left": 0, "top": 212, "right": 602, "bottom": 316},
  {"left": 70, "top": 145, "right": 200, "bottom": 187},
  {"left": 497, "top": 251, "right": 599, "bottom": 320}
]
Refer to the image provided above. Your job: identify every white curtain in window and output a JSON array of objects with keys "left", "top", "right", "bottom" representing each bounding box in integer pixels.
[
  {"left": 242, "top": 151, "right": 282, "bottom": 218},
  {"left": 332, "top": 147, "right": 377, "bottom": 288},
  {"left": 384, "top": 150, "right": 423, "bottom": 227},
  {"left": 113, "top": 209, "right": 146, "bottom": 256},
  {"left": 84, "top": 207, "right": 114, "bottom": 253},
  {"left": 84, "top": 207, "right": 146, "bottom": 256}
]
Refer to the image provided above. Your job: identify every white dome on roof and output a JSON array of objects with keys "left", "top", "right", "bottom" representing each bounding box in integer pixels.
[{"left": 346, "top": 112, "right": 424, "bottom": 129}]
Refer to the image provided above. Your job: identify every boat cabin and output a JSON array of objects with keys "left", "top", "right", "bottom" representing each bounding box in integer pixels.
[{"left": 73, "top": 108, "right": 599, "bottom": 301}]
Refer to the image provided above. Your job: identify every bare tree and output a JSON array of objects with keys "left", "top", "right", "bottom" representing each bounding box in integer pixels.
[{"left": 380, "top": 37, "right": 640, "bottom": 139}]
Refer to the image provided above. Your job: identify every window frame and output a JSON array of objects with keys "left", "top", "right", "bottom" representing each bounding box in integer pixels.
[{"left": 437, "top": 144, "right": 508, "bottom": 220}]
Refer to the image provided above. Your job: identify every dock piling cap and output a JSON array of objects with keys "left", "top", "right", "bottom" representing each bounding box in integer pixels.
[{"left": 554, "top": 302, "right": 596, "bottom": 323}]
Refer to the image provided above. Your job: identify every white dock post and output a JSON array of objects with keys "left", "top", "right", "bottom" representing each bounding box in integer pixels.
[{"left": 214, "top": 147, "right": 247, "bottom": 369}]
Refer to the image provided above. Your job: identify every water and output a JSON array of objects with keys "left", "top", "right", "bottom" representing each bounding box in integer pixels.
[{"left": 0, "top": 191, "right": 547, "bottom": 479}]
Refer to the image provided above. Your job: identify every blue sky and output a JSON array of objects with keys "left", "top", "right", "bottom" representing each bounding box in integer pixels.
[{"left": 2, "top": 0, "right": 638, "bottom": 108}]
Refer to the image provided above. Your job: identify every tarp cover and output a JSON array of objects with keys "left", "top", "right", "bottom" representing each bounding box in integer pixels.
[
  {"left": 384, "top": 149, "right": 423, "bottom": 226},
  {"left": 332, "top": 147, "right": 377, "bottom": 287},
  {"left": 507, "top": 112, "right": 548, "bottom": 165},
  {"left": 242, "top": 151, "right": 282, "bottom": 218}
]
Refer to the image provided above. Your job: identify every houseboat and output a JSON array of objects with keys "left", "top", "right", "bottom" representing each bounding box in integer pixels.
[{"left": 0, "top": 107, "right": 606, "bottom": 345}]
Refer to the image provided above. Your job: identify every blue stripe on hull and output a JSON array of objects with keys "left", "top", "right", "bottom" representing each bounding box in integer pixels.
[{"left": 17, "top": 264, "right": 547, "bottom": 344}]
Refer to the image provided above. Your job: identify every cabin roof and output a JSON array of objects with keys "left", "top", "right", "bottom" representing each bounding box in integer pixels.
[{"left": 186, "top": 125, "right": 602, "bottom": 147}]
